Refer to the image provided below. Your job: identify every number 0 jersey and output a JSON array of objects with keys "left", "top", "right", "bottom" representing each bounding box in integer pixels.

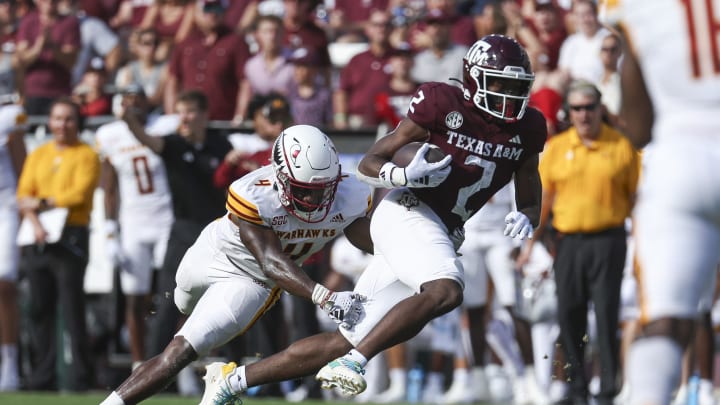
[
  {"left": 95, "top": 118, "right": 174, "bottom": 229},
  {"left": 216, "top": 165, "right": 372, "bottom": 286}
]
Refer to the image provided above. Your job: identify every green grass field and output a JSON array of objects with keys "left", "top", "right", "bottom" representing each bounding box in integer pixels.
[{"left": 0, "top": 393, "right": 336, "bottom": 405}]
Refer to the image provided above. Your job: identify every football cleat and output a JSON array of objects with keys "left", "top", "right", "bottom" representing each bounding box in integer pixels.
[
  {"left": 199, "top": 362, "right": 242, "bottom": 405},
  {"left": 316, "top": 357, "right": 367, "bottom": 396}
]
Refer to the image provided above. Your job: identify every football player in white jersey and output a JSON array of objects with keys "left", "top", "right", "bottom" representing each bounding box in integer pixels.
[
  {"left": 0, "top": 104, "right": 26, "bottom": 391},
  {"left": 619, "top": 1, "right": 720, "bottom": 404},
  {"left": 99, "top": 125, "right": 372, "bottom": 405},
  {"left": 95, "top": 86, "right": 177, "bottom": 369}
]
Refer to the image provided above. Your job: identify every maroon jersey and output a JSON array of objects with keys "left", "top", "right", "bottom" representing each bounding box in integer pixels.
[{"left": 406, "top": 82, "right": 546, "bottom": 232}]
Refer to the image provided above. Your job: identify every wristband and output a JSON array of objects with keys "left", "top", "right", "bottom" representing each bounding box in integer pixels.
[
  {"left": 379, "top": 162, "right": 407, "bottom": 187},
  {"left": 312, "top": 284, "right": 332, "bottom": 307}
]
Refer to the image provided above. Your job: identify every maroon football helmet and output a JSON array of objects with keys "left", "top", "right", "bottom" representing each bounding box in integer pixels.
[{"left": 462, "top": 34, "right": 534, "bottom": 122}]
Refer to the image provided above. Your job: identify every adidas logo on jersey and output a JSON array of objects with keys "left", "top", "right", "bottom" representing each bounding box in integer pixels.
[
  {"left": 330, "top": 213, "right": 345, "bottom": 223},
  {"left": 509, "top": 135, "right": 522, "bottom": 144}
]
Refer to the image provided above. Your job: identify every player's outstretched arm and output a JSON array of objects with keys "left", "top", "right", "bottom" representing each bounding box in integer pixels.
[
  {"left": 619, "top": 45, "right": 654, "bottom": 149},
  {"left": 231, "top": 214, "right": 365, "bottom": 328},
  {"left": 122, "top": 105, "right": 165, "bottom": 154}
]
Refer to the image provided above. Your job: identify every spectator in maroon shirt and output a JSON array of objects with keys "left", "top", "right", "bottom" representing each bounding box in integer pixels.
[
  {"left": 78, "top": 0, "right": 120, "bottom": 24},
  {"left": 525, "top": 0, "right": 568, "bottom": 72},
  {"left": 14, "top": 0, "right": 80, "bottom": 115},
  {"left": 411, "top": 0, "right": 477, "bottom": 50},
  {"left": 282, "top": 0, "right": 331, "bottom": 79},
  {"left": 165, "top": 0, "right": 250, "bottom": 121},
  {"left": 375, "top": 47, "right": 419, "bottom": 128},
  {"left": 333, "top": 9, "right": 393, "bottom": 129},
  {"left": 326, "top": 0, "right": 390, "bottom": 42}
]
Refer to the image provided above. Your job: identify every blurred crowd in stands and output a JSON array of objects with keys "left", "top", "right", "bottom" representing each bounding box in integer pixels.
[{"left": 0, "top": 0, "right": 719, "bottom": 404}]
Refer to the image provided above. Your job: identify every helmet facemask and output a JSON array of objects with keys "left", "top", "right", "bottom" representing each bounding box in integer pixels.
[
  {"left": 467, "top": 64, "right": 534, "bottom": 122},
  {"left": 275, "top": 168, "right": 340, "bottom": 223}
]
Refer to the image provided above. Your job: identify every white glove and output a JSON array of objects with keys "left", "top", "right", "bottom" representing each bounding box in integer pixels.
[
  {"left": 403, "top": 143, "right": 452, "bottom": 188},
  {"left": 104, "top": 220, "right": 127, "bottom": 267},
  {"left": 504, "top": 211, "right": 534, "bottom": 240},
  {"left": 312, "top": 285, "right": 367, "bottom": 329},
  {"left": 105, "top": 236, "right": 128, "bottom": 268}
]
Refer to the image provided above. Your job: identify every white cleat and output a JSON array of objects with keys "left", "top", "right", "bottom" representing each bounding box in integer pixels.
[
  {"left": 199, "top": 362, "right": 243, "bottom": 405},
  {"left": 316, "top": 358, "right": 367, "bottom": 396}
]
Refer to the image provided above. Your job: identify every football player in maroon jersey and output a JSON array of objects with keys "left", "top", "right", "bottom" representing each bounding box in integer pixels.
[{"left": 198, "top": 34, "right": 546, "bottom": 404}]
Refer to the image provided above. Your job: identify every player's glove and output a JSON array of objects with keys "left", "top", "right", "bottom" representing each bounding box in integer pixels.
[
  {"left": 313, "top": 285, "right": 367, "bottom": 329},
  {"left": 449, "top": 226, "right": 465, "bottom": 251},
  {"left": 104, "top": 220, "right": 128, "bottom": 268},
  {"left": 402, "top": 143, "right": 452, "bottom": 188},
  {"left": 504, "top": 211, "right": 534, "bottom": 240}
]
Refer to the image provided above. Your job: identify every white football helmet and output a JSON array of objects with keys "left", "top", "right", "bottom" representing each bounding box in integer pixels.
[{"left": 271, "top": 125, "right": 341, "bottom": 223}]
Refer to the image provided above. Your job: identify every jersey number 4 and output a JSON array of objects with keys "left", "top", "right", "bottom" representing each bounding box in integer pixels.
[{"left": 680, "top": 0, "right": 720, "bottom": 78}]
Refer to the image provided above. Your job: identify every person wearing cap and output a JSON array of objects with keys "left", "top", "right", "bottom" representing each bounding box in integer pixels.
[
  {"left": 235, "top": 14, "right": 294, "bottom": 126},
  {"left": 164, "top": 0, "right": 250, "bottom": 121},
  {"left": 16, "top": 98, "right": 100, "bottom": 391},
  {"left": 0, "top": 103, "right": 26, "bottom": 391},
  {"left": 214, "top": 92, "right": 293, "bottom": 189},
  {"left": 287, "top": 46, "right": 332, "bottom": 127},
  {"left": 410, "top": 9, "right": 469, "bottom": 85}
]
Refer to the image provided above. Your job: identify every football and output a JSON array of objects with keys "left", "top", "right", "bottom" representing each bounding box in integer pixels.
[{"left": 391, "top": 142, "right": 447, "bottom": 167}]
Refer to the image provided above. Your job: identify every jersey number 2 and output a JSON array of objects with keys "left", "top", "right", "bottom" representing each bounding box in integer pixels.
[{"left": 451, "top": 155, "right": 497, "bottom": 221}]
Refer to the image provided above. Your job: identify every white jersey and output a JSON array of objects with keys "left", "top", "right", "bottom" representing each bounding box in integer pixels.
[
  {"left": 620, "top": 0, "right": 720, "bottom": 142},
  {"left": 219, "top": 165, "right": 372, "bottom": 286},
  {"left": 95, "top": 116, "right": 175, "bottom": 230}
]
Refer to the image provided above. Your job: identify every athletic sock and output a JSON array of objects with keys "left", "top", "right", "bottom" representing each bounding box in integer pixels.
[
  {"left": 227, "top": 365, "right": 248, "bottom": 393},
  {"left": 345, "top": 349, "right": 368, "bottom": 367},
  {"left": 99, "top": 391, "right": 125, "bottom": 405}
]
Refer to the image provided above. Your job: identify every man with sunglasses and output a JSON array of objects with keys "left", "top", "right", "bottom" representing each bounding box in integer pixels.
[{"left": 517, "top": 79, "right": 640, "bottom": 405}]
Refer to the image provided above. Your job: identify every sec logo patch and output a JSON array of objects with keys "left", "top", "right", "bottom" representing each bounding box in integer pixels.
[{"left": 445, "top": 111, "right": 463, "bottom": 129}]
